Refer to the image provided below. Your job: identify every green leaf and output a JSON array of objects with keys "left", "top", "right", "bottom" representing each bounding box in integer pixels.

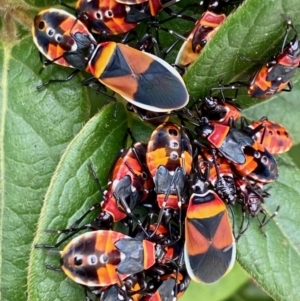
[
  {"left": 0, "top": 35, "right": 90, "bottom": 301},
  {"left": 233, "top": 154, "right": 300, "bottom": 301},
  {"left": 184, "top": 0, "right": 300, "bottom": 98},
  {"left": 225, "top": 281, "right": 274, "bottom": 301},
  {"left": 28, "top": 103, "right": 128, "bottom": 301},
  {"left": 181, "top": 263, "right": 249, "bottom": 301},
  {"left": 3, "top": 1, "right": 300, "bottom": 301}
]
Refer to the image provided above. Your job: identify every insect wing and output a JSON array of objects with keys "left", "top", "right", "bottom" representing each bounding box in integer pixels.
[
  {"left": 89, "top": 42, "right": 189, "bottom": 112},
  {"left": 185, "top": 191, "right": 236, "bottom": 283}
]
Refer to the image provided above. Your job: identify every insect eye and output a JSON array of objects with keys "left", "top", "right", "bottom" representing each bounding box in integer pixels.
[
  {"left": 38, "top": 21, "right": 45, "bottom": 30},
  {"left": 74, "top": 256, "right": 83, "bottom": 266},
  {"left": 261, "top": 156, "right": 268, "bottom": 164},
  {"left": 47, "top": 28, "right": 55, "bottom": 37}
]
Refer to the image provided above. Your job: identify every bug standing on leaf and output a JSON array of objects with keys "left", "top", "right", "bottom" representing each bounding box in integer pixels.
[
  {"left": 217, "top": 15, "right": 300, "bottom": 98},
  {"left": 32, "top": 9, "right": 189, "bottom": 113},
  {"left": 198, "top": 96, "right": 242, "bottom": 125},
  {"left": 97, "top": 142, "right": 154, "bottom": 229},
  {"left": 242, "top": 117, "right": 293, "bottom": 155},
  {"left": 46, "top": 143, "right": 153, "bottom": 234},
  {"left": 36, "top": 230, "right": 157, "bottom": 287},
  {"left": 175, "top": 0, "right": 231, "bottom": 70},
  {"left": 32, "top": 8, "right": 96, "bottom": 71},
  {"left": 146, "top": 123, "right": 193, "bottom": 238},
  {"left": 195, "top": 116, "right": 254, "bottom": 165},
  {"left": 184, "top": 174, "right": 236, "bottom": 284},
  {"left": 247, "top": 15, "right": 300, "bottom": 98}
]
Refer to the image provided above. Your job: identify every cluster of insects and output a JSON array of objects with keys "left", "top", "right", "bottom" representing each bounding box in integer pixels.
[{"left": 32, "top": 0, "right": 299, "bottom": 300}]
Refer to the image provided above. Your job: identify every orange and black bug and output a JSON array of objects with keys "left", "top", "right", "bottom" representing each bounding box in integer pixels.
[
  {"left": 101, "top": 273, "right": 146, "bottom": 301},
  {"left": 32, "top": 8, "right": 96, "bottom": 70},
  {"left": 36, "top": 230, "right": 159, "bottom": 287},
  {"left": 175, "top": 0, "right": 230, "bottom": 69},
  {"left": 195, "top": 118, "right": 278, "bottom": 183},
  {"left": 146, "top": 123, "right": 193, "bottom": 236},
  {"left": 244, "top": 117, "right": 293, "bottom": 155},
  {"left": 195, "top": 117, "right": 254, "bottom": 165},
  {"left": 52, "top": 143, "right": 153, "bottom": 234},
  {"left": 197, "top": 148, "right": 236, "bottom": 205},
  {"left": 87, "top": 41, "right": 189, "bottom": 112},
  {"left": 36, "top": 230, "right": 155, "bottom": 286},
  {"left": 100, "top": 142, "right": 154, "bottom": 226},
  {"left": 229, "top": 16, "right": 300, "bottom": 99},
  {"left": 33, "top": 9, "right": 189, "bottom": 112},
  {"left": 142, "top": 272, "right": 190, "bottom": 301},
  {"left": 146, "top": 265, "right": 191, "bottom": 301},
  {"left": 231, "top": 140, "right": 278, "bottom": 184},
  {"left": 184, "top": 176, "right": 236, "bottom": 284},
  {"left": 143, "top": 278, "right": 177, "bottom": 301},
  {"left": 75, "top": 0, "right": 140, "bottom": 35},
  {"left": 235, "top": 178, "right": 279, "bottom": 239},
  {"left": 199, "top": 96, "right": 242, "bottom": 125}
]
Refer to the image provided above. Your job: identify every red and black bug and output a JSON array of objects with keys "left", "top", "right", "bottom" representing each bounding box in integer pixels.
[
  {"left": 231, "top": 139, "right": 278, "bottom": 184},
  {"left": 195, "top": 117, "right": 254, "bottom": 165},
  {"left": 32, "top": 9, "right": 189, "bottom": 113},
  {"left": 99, "top": 142, "right": 154, "bottom": 228},
  {"left": 247, "top": 17, "right": 300, "bottom": 98},
  {"left": 32, "top": 8, "right": 96, "bottom": 70},
  {"left": 36, "top": 230, "right": 157, "bottom": 287},
  {"left": 65, "top": 143, "right": 153, "bottom": 234},
  {"left": 146, "top": 122, "right": 193, "bottom": 236},
  {"left": 197, "top": 148, "right": 236, "bottom": 205},
  {"left": 234, "top": 178, "right": 279, "bottom": 239},
  {"left": 184, "top": 176, "right": 236, "bottom": 284},
  {"left": 75, "top": 0, "right": 139, "bottom": 35},
  {"left": 243, "top": 117, "right": 293, "bottom": 155},
  {"left": 198, "top": 96, "right": 242, "bottom": 125},
  {"left": 100, "top": 273, "right": 146, "bottom": 301},
  {"left": 175, "top": 0, "right": 231, "bottom": 69},
  {"left": 195, "top": 117, "right": 279, "bottom": 184},
  {"left": 142, "top": 271, "right": 190, "bottom": 301}
]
